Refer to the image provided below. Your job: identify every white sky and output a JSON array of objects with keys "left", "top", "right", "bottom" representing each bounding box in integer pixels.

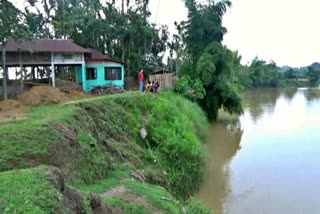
[
  {"left": 150, "top": 0, "right": 320, "bottom": 67},
  {"left": 10, "top": 0, "right": 320, "bottom": 67}
]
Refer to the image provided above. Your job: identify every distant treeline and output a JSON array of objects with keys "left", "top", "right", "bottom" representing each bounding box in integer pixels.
[{"left": 235, "top": 58, "right": 320, "bottom": 89}]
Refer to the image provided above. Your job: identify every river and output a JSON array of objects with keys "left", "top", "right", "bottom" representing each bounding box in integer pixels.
[{"left": 197, "top": 88, "right": 320, "bottom": 214}]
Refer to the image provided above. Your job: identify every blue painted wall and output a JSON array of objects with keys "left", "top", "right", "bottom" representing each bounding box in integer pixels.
[{"left": 76, "top": 63, "right": 124, "bottom": 92}]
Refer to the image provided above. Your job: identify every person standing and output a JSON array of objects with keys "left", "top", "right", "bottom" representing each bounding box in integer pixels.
[{"left": 138, "top": 69, "right": 144, "bottom": 92}]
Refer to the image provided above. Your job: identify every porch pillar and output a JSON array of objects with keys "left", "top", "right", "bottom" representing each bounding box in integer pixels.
[
  {"left": 2, "top": 45, "right": 7, "bottom": 100},
  {"left": 81, "top": 64, "right": 86, "bottom": 91},
  {"left": 19, "top": 51, "right": 24, "bottom": 93},
  {"left": 51, "top": 63, "right": 55, "bottom": 87},
  {"left": 51, "top": 52, "right": 55, "bottom": 87},
  {"left": 121, "top": 65, "right": 125, "bottom": 88}
]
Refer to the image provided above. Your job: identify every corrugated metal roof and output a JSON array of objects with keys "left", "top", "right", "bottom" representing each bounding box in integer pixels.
[
  {"left": 87, "top": 48, "right": 112, "bottom": 60},
  {"left": 86, "top": 48, "right": 123, "bottom": 64},
  {"left": 153, "top": 68, "right": 172, "bottom": 74},
  {"left": 2, "top": 39, "right": 90, "bottom": 53}
]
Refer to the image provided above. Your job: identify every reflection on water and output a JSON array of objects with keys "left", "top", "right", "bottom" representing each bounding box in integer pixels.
[
  {"left": 242, "top": 88, "right": 282, "bottom": 122},
  {"left": 196, "top": 120, "right": 242, "bottom": 214},
  {"left": 197, "top": 88, "right": 320, "bottom": 214}
]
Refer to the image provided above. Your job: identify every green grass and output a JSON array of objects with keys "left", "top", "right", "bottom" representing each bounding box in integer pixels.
[
  {"left": 124, "top": 181, "right": 181, "bottom": 213},
  {"left": 77, "top": 164, "right": 132, "bottom": 193},
  {"left": 103, "top": 197, "right": 150, "bottom": 214},
  {"left": 0, "top": 91, "right": 209, "bottom": 212},
  {"left": 0, "top": 166, "right": 65, "bottom": 213},
  {"left": 0, "top": 103, "right": 77, "bottom": 171},
  {"left": 0, "top": 104, "right": 78, "bottom": 132},
  {"left": 78, "top": 164, "right": 182, "bottom": 214}
]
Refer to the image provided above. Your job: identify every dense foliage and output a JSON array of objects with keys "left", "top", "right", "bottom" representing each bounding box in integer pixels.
[
  {"left": 0, "top": 0, "right": 32, "bottom": 44},
  {"left": 238, "top": 60, "right": 320, "bottom": 88},
  {"left": 235, "top": 58, "right": 280, "bottom": 88},
  {"left": 172, "top": 0, "right": 243, "bottom": 120},
  {"left": 1, "top": 0, "right": 168, "bottom": 76},
  {"left": 306, "top": 63, "right": 320, "bottom": 86},
  {"left": 173, "top": 75, "right": 205, "bottom": 101}
]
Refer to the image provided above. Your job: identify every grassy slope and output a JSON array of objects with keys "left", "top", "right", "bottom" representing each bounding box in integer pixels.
[
  {"left": 78, "top": 164, "right": 182, "bottom": 213},
  {"left": 0, "top": 91, "right": 209, "bottom": 213},
  {"left": 0, "top": 165, "right": 92, "bottom": 213}
]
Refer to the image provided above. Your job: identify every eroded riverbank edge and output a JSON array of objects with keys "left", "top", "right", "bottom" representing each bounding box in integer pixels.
[{"left": 0, "top": 91, "right": 210, "bottom": 213}]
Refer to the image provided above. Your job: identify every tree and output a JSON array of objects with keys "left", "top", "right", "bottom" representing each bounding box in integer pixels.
[
  {"left": 1, "top": 0, "right": 32, "bottom": 99},
  {"left": 246, "top": 58, "right": 279, "bottom": 87},
  {"left": 174, "top": 0, "right": 242, "bottom": 120},
  {"left": 196, "top": 42, "right": 243, "bottom": 119},
  {"left": 184, "top": 0, "right": 231, "bottom": 67},
  {"left": 283, "top": 68, "right": 298, "bottom": 80},
  {"left": 306, "top": 65, "right": 320, "bottom": 86},
  {"left": 173, "top": 75, "right": 205, "bottom": 101},
  {"left": 23, "top": 0, "right": 168, "bottom": 77}
]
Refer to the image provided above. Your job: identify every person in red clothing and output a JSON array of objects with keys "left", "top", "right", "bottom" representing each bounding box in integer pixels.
[{"left": 138, "top": 69, "right": 144, "bottom": 92}]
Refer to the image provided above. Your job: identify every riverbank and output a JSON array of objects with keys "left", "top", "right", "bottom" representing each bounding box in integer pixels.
[{"left": 0, "top": 91, "right": 209, "bottom": 213}]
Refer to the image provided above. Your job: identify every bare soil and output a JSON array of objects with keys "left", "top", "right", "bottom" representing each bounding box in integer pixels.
[
  {"left": 0, "top": 86, "right": 72, "bottom": 123},
  {"left": 17, "top": 86, "right": 69, "bottom": 105},
  {"left": 67, "top": 90, "right": 90, "bottom": 98},
  {"left": 0, "top": 99, "right": 28, "bottom": 123}
]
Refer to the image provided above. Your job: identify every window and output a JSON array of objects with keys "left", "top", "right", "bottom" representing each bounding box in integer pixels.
[
  {"left": 86, "top": 68, "right": 97, "bottom": 80},
  {"left": 105, "top": 67, "right": 122, "bottom": 80}
]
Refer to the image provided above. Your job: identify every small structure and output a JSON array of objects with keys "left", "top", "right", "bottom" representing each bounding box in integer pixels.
[
  {"left": 0, "top": 39, "right": 124, "bottom": 93},
  {"left": 148, "top": 68, "right": 174, "bottom": 89}
]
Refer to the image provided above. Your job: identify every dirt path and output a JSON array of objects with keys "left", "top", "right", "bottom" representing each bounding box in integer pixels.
[{"left": 63, "top": 97, "right": 101, "bottom": 105}]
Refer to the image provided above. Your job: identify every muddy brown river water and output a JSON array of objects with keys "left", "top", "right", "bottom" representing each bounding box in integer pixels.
[{"left": 197, "top": 88, "right": 320, "bottom": 214}]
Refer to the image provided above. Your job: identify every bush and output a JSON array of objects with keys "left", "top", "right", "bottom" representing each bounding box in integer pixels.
[
  {"left": 173, "top": 75, "right": 206, "bottom": 101},
  {"left": 185, "top": 197, "right": 210, "bottom": 214}
]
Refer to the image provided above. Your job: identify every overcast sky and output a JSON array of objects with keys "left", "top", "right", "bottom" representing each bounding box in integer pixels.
[
  {"left": 11, "top": 0, "right": 320, "bottom": 67},
  {"left": 150, "top": 0, "right": 320, "bottom": 67}
]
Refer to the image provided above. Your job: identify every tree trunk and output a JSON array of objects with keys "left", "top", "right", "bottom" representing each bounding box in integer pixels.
[
  {"left": 143, "top": 0, "right": 149, "bottom": 55},
  {"left": 121, "top": 40, "right": 125, "bottom": 63},
  {"left": 121, "top": 0, "right": 125, "bottom": 14},
  {"left": 176, "top": 53, "right": 179, "bottom": 74}
]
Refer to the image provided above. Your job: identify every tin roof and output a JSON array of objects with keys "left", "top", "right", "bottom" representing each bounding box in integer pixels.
[
  {"left": 87, "top": 48, "right": 113, "bottom": 60},
  {"left": 86, "top": 48, "right": 123, "bottom": 64},
  {"left": 2, "top": 39, "right": 90, "bottom": 53},
  {"left": 153, "top": 68, "right": 172, "bottom": 74}
]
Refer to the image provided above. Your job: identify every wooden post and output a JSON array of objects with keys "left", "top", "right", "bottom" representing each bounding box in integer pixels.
[
  {"left": 2, "top": 45, "right": 7, "bottom": 100},
  {"left": 51, "top": 52, "right": 55, "bottom": 87},
  {"left": 31, "top": 66, "right": 35, "bottom": 80},
  {"left": 19, "top": 51, "right": 24, "bottom": 93},
  {"left": 47, "top": 67, "right": 51, "bottom": 85},
  {"left": 51, "top": 63, "right": 55, "bottom": 87}
]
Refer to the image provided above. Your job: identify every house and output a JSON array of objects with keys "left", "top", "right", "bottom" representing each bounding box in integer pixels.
[
  {"left": 78, "top": 48, "right": 124, "bottom": 92},
  {"left": 0, "top": 39, "right": 124, "bottom": 92}
]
